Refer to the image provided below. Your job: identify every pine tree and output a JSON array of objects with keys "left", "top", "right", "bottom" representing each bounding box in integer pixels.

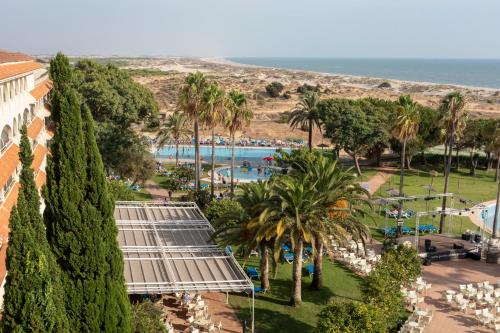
[
  {"left": 82, "top": 105, "right": 132, "bottom": 332},
  {"left": 44, "top": 53, "right": 132, "bottom": 332},
  {"left": 2, "top": 127, "right": 69, "bottom": 332}
]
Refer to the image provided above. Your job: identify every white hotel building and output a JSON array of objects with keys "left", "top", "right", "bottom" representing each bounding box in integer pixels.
[{"left": 0, "top": 50, "right": 52, "bottom": 286}]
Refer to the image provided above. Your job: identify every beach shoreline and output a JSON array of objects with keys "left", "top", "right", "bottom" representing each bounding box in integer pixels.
[{"left": 201, "top": 57, "right": 500, "bottom": 92}]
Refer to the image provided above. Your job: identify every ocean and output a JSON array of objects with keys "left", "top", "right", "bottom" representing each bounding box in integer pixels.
[{"left": 227, "top": 57, "right": 500, "bottom": 89}]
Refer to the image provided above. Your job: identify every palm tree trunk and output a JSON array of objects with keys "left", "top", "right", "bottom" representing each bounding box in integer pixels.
[
  {"left": 397, "top": 139, "right": 406, "bottom": 221},
  {"left": 194, "top": 119, "right": 200, "bottom": 189},
  {"left": 308, "top": 121, "right": 313, "bottom": 152},
  {"left": 291, "top": 239, "right": 303, "bottom": 307},
  {"left": 311, "top": 242, "right": 323, "bottom": 290},
  {"left": 439, "top": 135, "right": 454, "bottom": 233},
  {"left": 210, "top": 127, "right": 216, "bottom": 198},
  {"left": 496, "top": 157, "right": 500, "bottom": 182},
  {"left": 353, "top": 155, "right": 362, "bottom": 176},
  {"left": 175, "top": 142, "right": 179, "bottom": 167},
  {"left": 492, "top": 171, "right": 500, "bottom": 239},
  {"left": 230, "top": 134, "right": 235, "bottom": 196},
  {"left": 260, "top": 242, "right": 270, "bottom": 290}
]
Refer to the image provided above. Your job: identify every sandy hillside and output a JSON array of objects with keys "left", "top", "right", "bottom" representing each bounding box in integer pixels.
[{"left": 126, "top": 57, "right": 500, "bottom": 142}]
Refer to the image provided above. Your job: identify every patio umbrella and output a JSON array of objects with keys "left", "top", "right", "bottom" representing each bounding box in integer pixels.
[
  {"left": 263, "top": 156, "right": 274, "bottom": 161},
  {"left": 317, "top": 143, "right": 330, "bottom": 151}
]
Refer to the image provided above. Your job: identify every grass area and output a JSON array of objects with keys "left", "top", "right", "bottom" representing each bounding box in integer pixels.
[
  {"left": 363, "top": 166, "right": 498, "bottom": 240},
  {"left": 131, "top": 189, "right": 152, "bottom": 201},
  {"left": 126, "top": 68, "right": 168, "bottom": 76},
  {"left": 229, "top": 256, "right": 363, "bottom": 333}
]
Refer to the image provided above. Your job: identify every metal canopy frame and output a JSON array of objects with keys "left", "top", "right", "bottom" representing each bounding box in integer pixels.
[{"left": 115, "top": 201, "right": 255, "bottom": 332}]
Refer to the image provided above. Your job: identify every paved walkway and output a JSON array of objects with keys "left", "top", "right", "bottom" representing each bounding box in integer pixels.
[
  {"left": 161, "top": 293, "right": 243, "bottom": 333},
  {"left": 363, "top": 168, "right": 397, "bottom": 195},
  {"left": 144, "top": 179, "right": 168, "bottom": 200},
  {"left": 421, "top": 259, "right": 498, "bottom": 333}
]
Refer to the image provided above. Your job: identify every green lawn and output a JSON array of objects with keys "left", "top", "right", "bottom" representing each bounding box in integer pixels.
[
  {"left": 363, "top": 167, "right": 498, "bottom": 240},
  {"left": 131, "top": 189, "right": 152, "bottom": 201},
  {"left": 229, "top": 256, "right": 363, "bottom": 333}
]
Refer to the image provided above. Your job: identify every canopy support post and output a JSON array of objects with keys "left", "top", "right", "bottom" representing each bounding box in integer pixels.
[{"left": 251, "top": 289, "right": 255, "bottom": 333}]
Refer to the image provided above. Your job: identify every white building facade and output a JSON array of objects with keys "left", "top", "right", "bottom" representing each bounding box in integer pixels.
[{"left": 0, "top": 51, "right": 52, "bottom": 300}]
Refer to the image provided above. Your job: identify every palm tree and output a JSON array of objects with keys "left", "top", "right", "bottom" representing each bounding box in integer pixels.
[
  {"left": 288, "top": 92, "right": 322, "bottom": 152},
  {"left": 202, "top": 83, "right": 226, "bottom": 197},
  {"left": 305, "top": 156, "right": 370, "bottom": 290},
  {"left": 393, "top": 95, "right": 420, "bottom": 220},
  {"left": 177, "top": 72, "right": 207, "bottom": 189},
  {"left": 438, "top": 91, "right": 466, "bottom": 233},
  {"left": 156, "top": 112, "right": 191, "bottom": 166},
  {"left": 491, "top": 127, "right": 500, "bottom": 239},
  {"left": 225, "top": 90, "right": 253, "bottom": 195},
  {"left": 257, "top": 175, "right": 324, "bottom": 306},
  {"left": 213, "top": 181, "right": 276, "bottom": 290}
]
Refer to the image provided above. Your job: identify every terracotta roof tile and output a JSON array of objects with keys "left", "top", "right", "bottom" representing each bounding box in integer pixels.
[
  {"left": 46, "top": 130, "right": 54, "bottom": 138},
  {"left": 27, "top": 117, "right": 44, "bottom": 139},
  {"left": 0, "top": 61, "right": 43, "bottom": 80},
  {"left": 30, "top": 79, "right": 52, "bottom": 100},
  {"left": 0, "top": 144, "right": 19, "bottom": 189},
  {"left": 0, "top": 51, "right": 34, "bottom": 64},
  {"left": 35, "top": 170, "right": 46, "bottom": 189},
  {"left": 32, "top": 144, "right": 47, "bottom": 171}
]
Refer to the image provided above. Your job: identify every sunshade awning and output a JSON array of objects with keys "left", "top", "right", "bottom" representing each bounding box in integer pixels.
[{"left": 115, "top": 201, "right": 253, "bottom": 294}]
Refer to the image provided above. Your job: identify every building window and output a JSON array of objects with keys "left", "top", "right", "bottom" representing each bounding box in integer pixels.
[
  {"left": 23, "top": 108, "right": 30, "bottom": 125},
  {"left": 2, "top": 174, "right": 15, "bottom": 200},
  {"left": 1, "top": 125, "right": 12, "bottom": 153},
  {"left": 13, "top": 118, "right": 18, "bottom": 137}
]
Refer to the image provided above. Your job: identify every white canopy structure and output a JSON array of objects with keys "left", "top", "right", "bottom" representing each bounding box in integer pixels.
[{"left": 115, "top": 201, "right": 255, "bottom": 331}]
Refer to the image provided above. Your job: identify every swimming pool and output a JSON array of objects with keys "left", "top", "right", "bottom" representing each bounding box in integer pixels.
[
  {"left": 482, "top": 204, "right": 499, "bottom": 231},
  {"left": 216, "top": 166, "right": 279, "bottom": 182},
  {"left": 156, "top": 145, "right": 292, "bottom": 164}
]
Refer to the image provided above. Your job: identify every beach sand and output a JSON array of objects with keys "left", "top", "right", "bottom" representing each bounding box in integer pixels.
[{"left": 126, "top": 56, "right": 500, "bottom": 141}]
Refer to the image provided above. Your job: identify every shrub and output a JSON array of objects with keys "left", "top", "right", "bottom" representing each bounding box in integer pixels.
[
  {"left": 362, "top": 245, "right": 421, "bottom": 331},
  {"left": 131, "top": 301, "right": 167, "bottom": 333},
  {"left": 159, "top": 167, "right": 195, "bottom": 191},
  {"left": 181, "top": 188, "right": 212, "bottom": 210},
  {"left": 283, "top": 91, "right": 292, "bottom": 99},
  {"left": 205, "top": 199, "right": 244, "bottom": 228},
  {"left": 265, "top": 82, "right": 285, "bottom": 97},
  {"left": 313, "top": 300, "right": 385, "bottom": 333},
  {"left": 297, "top": 83, "right": 320, "bottom": 94},
  {"left": 108, "top": 179, "right": 135, "bottom": 201}
]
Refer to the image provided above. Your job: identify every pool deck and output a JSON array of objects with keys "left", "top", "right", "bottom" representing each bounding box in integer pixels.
[{"left": 421, "top": 259, "right": 498, "bottom": 333}]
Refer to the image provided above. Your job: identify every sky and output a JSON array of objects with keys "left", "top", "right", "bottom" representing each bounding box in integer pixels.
[{"left": 1, "top": 0, "right": 500, "bottom": 58}]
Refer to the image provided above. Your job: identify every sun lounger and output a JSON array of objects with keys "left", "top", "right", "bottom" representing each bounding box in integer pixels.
[{"left": 246, "top": 267, "right": 259, "bottom": 279}]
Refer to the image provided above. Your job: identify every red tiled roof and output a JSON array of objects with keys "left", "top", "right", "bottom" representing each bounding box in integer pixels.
[
  {"left": 0, "top": 51, "right": 34, "bottom": 64},
  {"left": 35, "top": 170, "right": 46, "bottom": 189},
  {"left": 1, "top": 182, "right": 19, "bottom": 215},
  {"left": 0, "top": 61, "right": 43, "bottom": 81},
  {"left": 27, "top": 117, "right": 44, "bottom": 140},
  {"left": 0, "top": 144, "right": 19, "bottom": 189},
  {"left": 32, "top": 144, "right": 47, "bottom": 171},
  {"left": 30, "top": 79, "right": 52, "bottom": 100}
]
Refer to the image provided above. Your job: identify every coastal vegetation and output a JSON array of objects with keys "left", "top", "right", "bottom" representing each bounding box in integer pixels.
[{"left": 41, "top": 59, "right": 161, "bottom": 186}]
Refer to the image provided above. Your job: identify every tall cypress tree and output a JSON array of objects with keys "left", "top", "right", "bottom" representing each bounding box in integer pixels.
[
  {"left": 82, "top": 105, "right": 132, "bottom": 332},
  {"left": 44, "top": 53, "right": 132, "bottom": 332},
  {"left": 2, "top": 127, "right": 69, "bottom": 332}
]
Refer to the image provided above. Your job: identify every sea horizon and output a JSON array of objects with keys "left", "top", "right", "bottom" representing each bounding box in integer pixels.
[{"left": 227, "top": 57, "right": 500, "bottom": 90}]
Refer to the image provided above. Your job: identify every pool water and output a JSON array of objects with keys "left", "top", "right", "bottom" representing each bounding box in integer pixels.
[
  {"left": 156, "top": 145, "right": 291, "bottom": 164},
  {"left": 217, "top": 166, "right": 278, "bottom": 182},
  {"left": 482, "top": 204, "right": 499, "bottom": 231}
]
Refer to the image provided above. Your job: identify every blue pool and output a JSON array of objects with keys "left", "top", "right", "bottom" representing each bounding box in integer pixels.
[
  {"left": 156, "top": 145, "right": 292, "bottom": 164},
  {"left": 482, "top": 204, "right": 499, "bottom": 232},
  {"left": 217, "top": 166, "right": 278, "bottom": 182}
]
